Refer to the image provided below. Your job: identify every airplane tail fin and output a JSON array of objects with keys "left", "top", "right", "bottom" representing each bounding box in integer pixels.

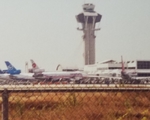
[
  {"left": 30, "top": 59, "right": 39, "bottom": 69},
  {"left": 121, "top": 56, "right": 125, "bottom": 72},
  {"left": 5, "top": 61, "right": 16, "bottom": 71}
]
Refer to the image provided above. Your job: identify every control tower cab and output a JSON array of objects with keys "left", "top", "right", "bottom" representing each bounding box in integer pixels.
[{"left": 76, "top": 3, "right": 102, "bottom": 65}]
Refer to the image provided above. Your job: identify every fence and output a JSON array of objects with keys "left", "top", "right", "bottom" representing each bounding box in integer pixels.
[{"left": 0, "top": 84, "right": 150, "bottom": 120}]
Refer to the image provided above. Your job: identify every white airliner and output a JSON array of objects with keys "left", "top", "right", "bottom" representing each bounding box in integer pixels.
[
  {"left": 29, "top": 60, "right": 84, "bottom": 81},
  {"left": 33, "top": 70, "right": 84, "bottom": 81}
]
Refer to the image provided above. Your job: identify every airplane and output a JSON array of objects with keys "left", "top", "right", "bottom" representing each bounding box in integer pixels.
[
  {"left": 4, "top": 61, "right": 35, "bottom": 81},
  {"left": 28, "top": 59, "right": 45, "bottom": 73},
  {"left": 5, "top": 61, "right": 21, "bottom": 75},
  {"left": 29, "top": 60, "right": 84, "bottom": 82},
  {"left": 120, "top": 56, "right": 136, "bottom": 80}
]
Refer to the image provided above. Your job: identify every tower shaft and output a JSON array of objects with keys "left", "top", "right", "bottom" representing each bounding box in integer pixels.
[{"left": 83, "top": 24, "right": 95, "bottom": 65}]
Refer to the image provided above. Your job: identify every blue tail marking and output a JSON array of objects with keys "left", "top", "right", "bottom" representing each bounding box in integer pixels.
[
  {"left": 5, "top": 61, "right": 21, "bottom": 75},
  {"left": 5, "top": 61, "right": 16, "bottom": 71}
]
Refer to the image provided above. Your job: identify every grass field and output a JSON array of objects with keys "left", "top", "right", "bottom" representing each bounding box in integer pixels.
[{"left": 0, "top": 91, "right": 150, "bottom": 120}]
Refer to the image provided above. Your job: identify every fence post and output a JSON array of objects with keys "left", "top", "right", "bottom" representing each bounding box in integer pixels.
[{"left": 2, "top": 88, "right": 9, "bottom": 120}]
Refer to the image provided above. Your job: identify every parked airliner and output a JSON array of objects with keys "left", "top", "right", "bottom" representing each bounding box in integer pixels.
[
  {"left": 30, "top": 59, "right": 84, "bottom": 81},
  {"left": 4, "top": 61, "right": 35, "bottom": 80}
]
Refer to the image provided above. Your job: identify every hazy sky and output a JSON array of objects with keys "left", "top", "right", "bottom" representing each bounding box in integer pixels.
[{"left": 0, "top": 0, "right": 150, "bottom": 71}]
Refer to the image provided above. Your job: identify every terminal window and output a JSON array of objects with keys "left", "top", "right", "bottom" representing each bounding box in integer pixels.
[
  {"left": 137, "top": 61, "right": 150, "bottom": 69},
  {"left": 138, "top": 73, "right": 150, "bottom": 77}
]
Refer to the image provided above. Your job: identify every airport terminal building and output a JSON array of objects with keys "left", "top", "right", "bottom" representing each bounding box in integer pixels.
[{"left": 84, "top": 59, "right": 150, "bottom": 78}]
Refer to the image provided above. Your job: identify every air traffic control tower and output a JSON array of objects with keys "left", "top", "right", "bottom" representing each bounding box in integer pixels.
[{"left": 76, "top": 3, "right": 102, "bottom": 65}]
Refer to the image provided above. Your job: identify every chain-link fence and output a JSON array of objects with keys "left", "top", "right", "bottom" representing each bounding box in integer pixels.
[{"left": 0, "top": 84, "right": 150, "bottom": 120}]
